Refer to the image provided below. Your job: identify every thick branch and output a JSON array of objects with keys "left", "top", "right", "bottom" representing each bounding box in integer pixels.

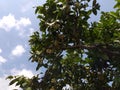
[{"left": 61, "top": 44, "right": 120, "bottom": 56}]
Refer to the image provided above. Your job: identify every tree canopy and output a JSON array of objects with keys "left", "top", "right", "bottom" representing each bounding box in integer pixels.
[{"left": 7, "top": 0, "right": 120, "bottom": 90}]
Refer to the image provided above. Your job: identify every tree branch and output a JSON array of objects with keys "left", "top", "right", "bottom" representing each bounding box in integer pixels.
[{"left": 61, "top": 44, "right": 120, "bottom": 56}]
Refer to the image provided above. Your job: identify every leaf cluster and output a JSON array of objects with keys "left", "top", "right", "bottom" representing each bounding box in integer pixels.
[{"left": 7, "top": 0, "right": 120, "bottom": 90}]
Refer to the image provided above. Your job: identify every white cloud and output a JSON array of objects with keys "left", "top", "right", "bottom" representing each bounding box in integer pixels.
[
  {"left": 0, "top": 13, "right": 31, "bottom": 31},
  {"left": 16, "top": 17, "right": 31, "bottom": 30},
  {"left": 0, "top": 48, "right": 2, "bottom": 53},
  {"left": 11, "top": 45, "right": 25, "bottom": 57},
  {"left": 0, "top": 77, "right": 21, "bottom": 90},
  {"left": 0, "top": 14, "right": 16, "bottom": 31},
  {"left": 11, "top": 68, "right": 34, "bottom": 78},
  {"left": 0, "top": 56, "right": 6, "bottom": 64},
  {"left": 0, "top": 68, "right": 34, "bottom": 90}
]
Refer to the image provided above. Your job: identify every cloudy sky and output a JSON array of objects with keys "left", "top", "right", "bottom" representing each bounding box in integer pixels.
[{"left": 0, "top": 0, "right": 116, "bottom": 90}]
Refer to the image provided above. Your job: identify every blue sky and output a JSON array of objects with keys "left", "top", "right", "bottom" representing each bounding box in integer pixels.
[{"left": 0, "top": 0, "right": 116, "bottom": 90}]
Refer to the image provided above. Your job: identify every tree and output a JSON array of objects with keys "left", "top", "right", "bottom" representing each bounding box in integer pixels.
[{"left": 7, "top": 0, "right": 120, "bottom": 90}]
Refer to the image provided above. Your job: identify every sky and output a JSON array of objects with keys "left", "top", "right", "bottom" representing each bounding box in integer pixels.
[{"left": 0, "top": 0, "right": 116, "bottom": 90}]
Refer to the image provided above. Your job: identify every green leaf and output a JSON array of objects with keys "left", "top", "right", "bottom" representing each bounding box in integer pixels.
[
  {"left": 9, "top": 78, "right": 18, "bottom": 85},
  {"left": 92, "top": 9, "right": 97, "bottom": 15},
  {"left": 26, "top": 87, "right": 32, "bottom": 90},
  {"left": 93, "top": 0, "right": 96, "bottom": 6},
  {"left": 114, "top": 2, "right": 120, "bottom": 8},
  {"left": 6, "top": 75, "right": 14, "bottom": 80},
  {"left": 36, "top": 63, "right": 41, "bottom": 71},
  {"left": 110, "top": 11, "right": 118, "bottom": 18},
  {"left": 22, "top": 82, "right": 28, "bottom": 87}
]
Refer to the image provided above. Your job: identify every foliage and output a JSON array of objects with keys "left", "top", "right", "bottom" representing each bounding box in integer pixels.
[{"left": 7, "top": 0, "right": 120, "bottom": 90}]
